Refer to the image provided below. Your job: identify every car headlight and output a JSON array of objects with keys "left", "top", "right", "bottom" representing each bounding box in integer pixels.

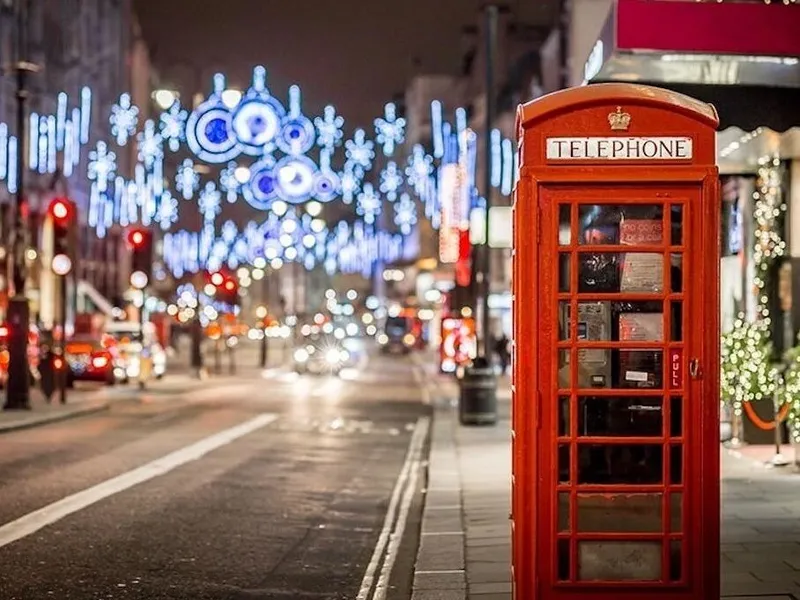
[
  {"left": 325, "top": 348, "right": 342, "bottom": 365},
  {"left": 294, "top": 348, "right": 309, "bottom": 363}
]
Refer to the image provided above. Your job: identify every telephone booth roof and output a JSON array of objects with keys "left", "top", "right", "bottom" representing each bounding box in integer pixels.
[{"left": 517, "top": 83, "right": 720, "bottom": 133}]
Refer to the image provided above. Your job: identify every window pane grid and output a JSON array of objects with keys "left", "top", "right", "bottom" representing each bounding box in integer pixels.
[{"left": 553, "top": 199, "right": 688, "bottom": 585}]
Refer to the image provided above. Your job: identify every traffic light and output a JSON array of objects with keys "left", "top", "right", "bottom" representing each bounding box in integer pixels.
[
  {"left": 49, "top": 197, "right": 75, "bottom": 275},
  {"left": 126, "top": 227, "right": 153, "bottom": 288},
  {"left": 209, "top": 272, "right": 238, "bottom": 306}
]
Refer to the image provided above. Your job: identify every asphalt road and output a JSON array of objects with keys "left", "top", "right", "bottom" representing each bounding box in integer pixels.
[{"left": 0, "top": 345, "right": 431, "bottom": 600}]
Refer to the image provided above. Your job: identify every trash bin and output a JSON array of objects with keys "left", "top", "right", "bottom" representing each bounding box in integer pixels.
[{"left": 458, "top": 358, "right": 497, "bottom": 426}]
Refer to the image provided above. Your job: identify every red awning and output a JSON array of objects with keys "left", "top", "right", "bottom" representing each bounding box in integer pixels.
[{"left": 586, "top": 0, "right": 800, "bottom": 131}]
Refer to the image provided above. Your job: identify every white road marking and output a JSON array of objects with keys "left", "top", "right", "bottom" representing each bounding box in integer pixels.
[
  {"left": 357, "top": 416, "right": 430, "bottom": 600},
  {"left": 0, "top": 413, "right": 279, "bottom": 549}
]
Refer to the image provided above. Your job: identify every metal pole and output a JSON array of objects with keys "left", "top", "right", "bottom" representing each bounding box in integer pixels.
[
  {"left": 58, "top": 273, "right": 67, "bottom": 404},
  {"left": 480, "top": 3, "right": 498, "bottom": 358},
  {"left": 5, "top": 0, "right": 36, "bottom": 410}
]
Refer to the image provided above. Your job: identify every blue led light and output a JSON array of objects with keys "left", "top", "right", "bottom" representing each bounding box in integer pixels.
[
  {"left": 186, "top": 76, "right": 242, "bottom": 164},
  {"left": 175, "top": 158, "right": 200, "bottom": 200},
  {"left": 314, "top": 104, "right": 344, "bottom": 150},
  {"left": 394, "top": 192, "right": 417, "bottom": 235},
  {"left": 374, "top": 102, "right": 406, "bottom": 157},
  {"left": 501, "top": 138, "right": 513, "bottom": 195},
  {"left": 340, "top": 165, "right": 359, "bottom": 205},
  {"left": 137, "top": 120, "right": 164, "bottom": 167},
  {"left": 405, "top": 144, "right": 433, "bottom": 196},
  {"left": 80, "top": 87, "right": 92, "bottom": 144},
  {"left": 490, "top": 129, "right": 501, "bottom": 188},
  {"left": 0, "top": 123, "right": 6, "bottom": 180},
  {"left": 379, "top": 160, "right": 403, "bottom": 201},
  {"left": 276, "top": 85, "right": 314, "bottom": 156},
  {"left": 7, "top": 136, "right": 17, "bottom": 193},
  {"left": 87, "top": 141, "right": 116, "bottom": 193},
  {"left": 160, "top": 100, "right": 188, "bottom": 152},
  {"left": 431, "top": 100, "right": 444, "bottom": 158},
  {"left": 56, "top": 92, "right": 67, "bottom": 151},
  {"left": 110, "top": 93, "right": 139, "bottom": 146},
  {"left": 345, "top": 128, "right": 374, "bottom": 173},
  {"left": 356, "top": 182, "right": 381, "bottom": 224},
  {"left": 274, "top": 154, "right": 317, "bottom": 204},
  {"left": 241, "top": 157, "right": 278, "bottom": 210},
  {"left": 219, "top": 161, "right": 240, "bottom": 203},
  {"left": 29, "top": 112, "right": 38, "bottom": 171},
  {"left": 198, "top": 181, "right": 222, "bottom": 224}
]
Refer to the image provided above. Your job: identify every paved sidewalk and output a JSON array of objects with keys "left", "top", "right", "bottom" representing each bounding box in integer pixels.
[
  {"left": 0, "top": 388, "right": 111, "bottom": 433},
  {"left": 413, "top": 365, "right": 800, "bottom": 599}
]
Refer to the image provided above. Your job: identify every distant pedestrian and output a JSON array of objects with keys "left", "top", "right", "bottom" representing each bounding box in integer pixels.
[{"left": 495, "top": 334, "right": 510, "bottom": 375}]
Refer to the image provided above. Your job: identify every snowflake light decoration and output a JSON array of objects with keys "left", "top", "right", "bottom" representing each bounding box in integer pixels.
[
  {"left": 175, "top": 158, "right": 200, "bottom": 200},
  {"left": 345, "top": 128, "right": 374, "bottom": 173},
  {"left": 314, "top": 104, "right": 344, "bottom": 151},
  {"left": 340, "top": 164, "right": 359, "bottom": 205},
  {"left": 87, "top": 141, "right": 116, "bottom": 193},
  {"left": 219, "top": 162, "right": 241, "bottom": 203},
  {"left": 379, "top": 161, "right": 403, "bottom": 201},
  {"left": 374, "top": 102, "right": 406, "bottom": 157},
  {"left": 157, "top": 191, "right": 178, "bottom": 231},
  {"left": 394, "top": 193, "right": 417, "bottom": 235},
  {"left": 198, "top": 181, "right": 222, "bottom": 223},
  {"left": 110, "top": 93, "right": 139, "bottom": 146},
  {"left": 137, "top": 119, "right": 163, "bottom": 167},
  {"left": 159, "top": 101, "right": 188, "bottom": 152},
  {"left": 221, "top": 220, "right": 238, "bottom": 245},
  {"left": 356, "top": 182, "right": 382, "bottom": 225},
  {"left": 405, "top": 144, "right": 433, "bottom": 194}
]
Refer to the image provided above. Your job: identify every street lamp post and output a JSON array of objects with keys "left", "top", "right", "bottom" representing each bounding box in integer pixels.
[{"left": 5, "top": 0, "right": 39, "bottom": 411}]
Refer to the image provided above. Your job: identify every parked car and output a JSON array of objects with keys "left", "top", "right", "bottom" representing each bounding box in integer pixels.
[
  {"left": 64, "top": 336, "right": 118, "bottom": 386},
  {"left": 0, "top": 323, "right": 41, "bottom": 388},
  {"left": 104, "top": 321, "right": 167, "bottom": 381}
]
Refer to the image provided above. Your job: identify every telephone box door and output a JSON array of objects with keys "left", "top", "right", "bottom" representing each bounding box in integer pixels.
[{"left": 537, "top": 183, "right": 706, "bottom": 599}]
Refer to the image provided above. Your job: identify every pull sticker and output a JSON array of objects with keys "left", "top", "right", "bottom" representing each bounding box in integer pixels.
[{"left": 670, "top": 349, "right": 682, "bottom": 389}]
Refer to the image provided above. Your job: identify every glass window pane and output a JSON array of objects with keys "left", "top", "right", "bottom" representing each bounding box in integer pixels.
[
  {"left": 669, "top": 541, "right": 682, "bottom": 582},
  {"left": 670, "top": 396, "right": 682, "bottom": 437},
  {"left": 578, "top": 252, "right": 664, "bottom": 294},
  {"left": 671, "top": 204, "right": 683, "bottom": 246},
  {"left": 558, "top": 349, "right": 571, "bottom": 389},
  {"left": 559, "top": 205, "right": 572, "bottom": 245},
  {"left": 558, "top": 539, "right": 571, "bottom": 581},
  {"left": 559, "top": 302, "right": 570, "bottom": 340},
  {"left": 559, "top": 444, "right": 571, "bottom": 484},
  {"left": 578, "top": 541, "right": 662, "bottom": 581},
  {"left": 670, "top": 253, "right": 682, "bottom": 293},
  {"left": 670, "top": 445, "right": 683, "bottom": 484},
  {"left": 559, "top": 253, "right": 571, "bottom": 293},
  {"left": 618, "top": 349, "right": 664, "bottom": 389},
  {"left": 577, "top": 493, "right": 662, "bottom": 533},
  {"left": 670, "top": 301, "right": 682, "bottom": 341},
  {"left": 576, "top": 301, "right": 663, "bottom": 342},
  {"left": 619, "top": 311, "right": 664, "bottom": 342},
  {"left": 558, "top": 492, "right": 570, "bottom": 532},
  {"left": 670, "top": 492, "right": 682, "bottom": 532},
  {"left": 559, "top": 395, "right": 570, "bottom": 437},
  {"left": 578, "top": 396, "right": 663, "bottom": 437},
  {"left": 578, "top": 204, "right": 663, "bottom": 245},
  {"left": 578, "top": 444, "right": 663, "bottom": 484}
]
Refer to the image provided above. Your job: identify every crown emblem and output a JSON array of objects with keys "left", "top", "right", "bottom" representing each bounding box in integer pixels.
[{"left": 608, "top": 106, "right": 631, "bottom": 131}]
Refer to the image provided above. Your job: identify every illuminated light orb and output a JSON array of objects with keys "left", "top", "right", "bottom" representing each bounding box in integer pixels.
[
  {"left": 186, "top": 75, "right": 241, "bottom": 164},
  {"left": 159, "top": 101, "right": 188, "bottom": 152},
  {"left": 374, "top": 102, "right": 406, "bottom": 157},
  {"left": 88, "top": 141, "right": 116, "bottom": 194},
  {"left": 314, "top": 104, "right": 344, "bottom": 150},
  {"left": 276, "top": 85, "right": 314, "bottom": 156},
  {"left": 379, "top": 160, "right": 403, "bottom": 201},
  {"left": 241, "top": 157, "right": 278, "bottom": 211},
  {"left": 110, "top": 93, "right": 139, "bottom": 146},
  {"left": 312, "top": 169, "right": 340, "bottom": 203},
  {"left": 275, "top": 155, "right": 317, "bottom": 204}
]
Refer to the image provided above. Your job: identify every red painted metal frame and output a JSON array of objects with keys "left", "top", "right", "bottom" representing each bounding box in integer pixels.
[{"left": 512, "top": 84, "right": 720, "bottom": 600}]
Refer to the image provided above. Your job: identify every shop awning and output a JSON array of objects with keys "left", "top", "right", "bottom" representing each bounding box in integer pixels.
[{"left": 585, "top": 0, "right": 800, "bottom": 132}]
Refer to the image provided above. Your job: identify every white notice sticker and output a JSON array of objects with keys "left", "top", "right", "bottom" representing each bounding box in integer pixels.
[{"left": 625, "top": 371, "right": 649, "bottom": 383}]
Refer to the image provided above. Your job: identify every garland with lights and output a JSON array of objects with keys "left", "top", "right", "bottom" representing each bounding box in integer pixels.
[{"left": 752, "top": 158, "right": 786, "bottom": 323}]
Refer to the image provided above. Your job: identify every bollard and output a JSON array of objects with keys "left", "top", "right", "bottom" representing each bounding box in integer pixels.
[{"left": 458, "top": 357, "right": 497, "bottom": 426}]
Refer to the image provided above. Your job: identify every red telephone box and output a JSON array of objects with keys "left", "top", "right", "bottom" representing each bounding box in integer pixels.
[{"left": 512, "top": 84, "right": 720, "bottom": 599}]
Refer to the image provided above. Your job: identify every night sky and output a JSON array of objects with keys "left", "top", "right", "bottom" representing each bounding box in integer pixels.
[{"left": 133, "top": 0, "right": 557, "bottom": 129}]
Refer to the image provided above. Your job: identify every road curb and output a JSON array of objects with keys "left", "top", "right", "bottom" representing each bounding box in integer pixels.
[{"left": 0, "top": 401, "right": 111, "bottom": 434}]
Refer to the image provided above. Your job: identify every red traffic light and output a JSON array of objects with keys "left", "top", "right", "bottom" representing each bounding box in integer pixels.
[
  {"left": 126, "top": 228, "right": 149, "bottom": 249},
  {"left": 49, "top": 198, "right": 73, "bottom": 224}
]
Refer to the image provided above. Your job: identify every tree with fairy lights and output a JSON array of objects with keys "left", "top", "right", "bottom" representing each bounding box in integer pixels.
[{"left": 779, "top": 339, "right": 800, "bottom": 444}]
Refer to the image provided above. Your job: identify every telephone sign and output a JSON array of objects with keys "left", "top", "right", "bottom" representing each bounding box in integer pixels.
[{"left": 512, "top": 84, "right": 720, "bottom": 600}]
